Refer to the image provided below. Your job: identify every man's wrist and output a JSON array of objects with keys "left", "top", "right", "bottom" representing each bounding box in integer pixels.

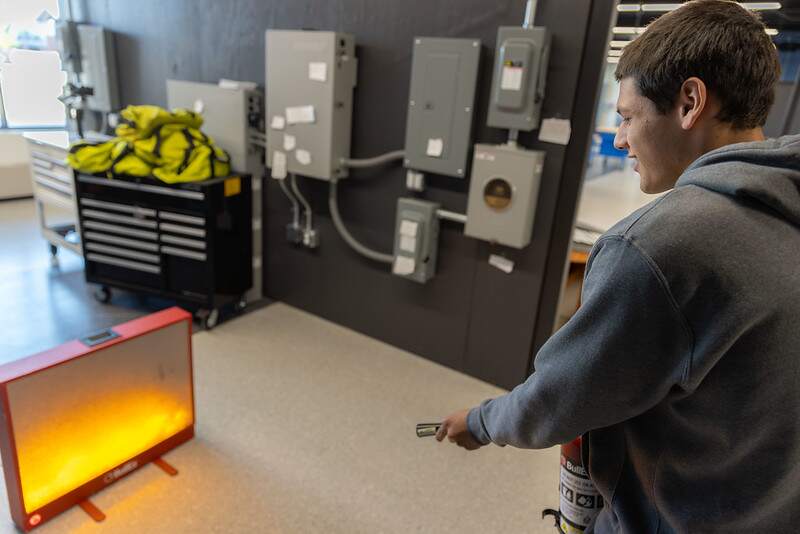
[{"left": 466, "top": 405, "right": 492, "bottom": 445}]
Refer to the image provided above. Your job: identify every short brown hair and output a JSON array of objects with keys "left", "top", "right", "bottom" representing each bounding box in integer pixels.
[{"left": 615, "top": 0, "right": 781, "bottom": 129}]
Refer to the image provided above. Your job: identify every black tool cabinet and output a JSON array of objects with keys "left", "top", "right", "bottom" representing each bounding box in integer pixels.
[{"left": 73, "top": 171, "right": 252, "bottom": 329}]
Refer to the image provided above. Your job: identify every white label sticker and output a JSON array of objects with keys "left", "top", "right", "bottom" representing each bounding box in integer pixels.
[
  {"left": 309, "top": 62, "right": 328, "bottom": 82},
  {"left": 400, "top": 220, "right": 419, "bottom": 237},
  {"left": 501, "top": 66, "right": 524, "bottom": 91},
  {"left": 489, "top": 254, "right": 514, "bottom": 274},
  {"left": 286, "top": 105, "right": 315, "bottom": 125},
  {"left": 295, "top": 149, "right": 312, "bottom": 166},
  {"left": 399, "top": 235, "right": 417, "bottom": 253},
  {"left": 426, "top": 138, "right": 444, "bottom": 158},
  {"left": 539, "top": 118, "right": 573, "bottom": 146},
  {"left": 392, "top": 256, "right": 416, "bottom": 276},
  {"left": 271, "top": 116, "right": 286, "bottom": 130},
  {"left": 283, "top": 134, "right": 296, "bottom": 151},
  {"left": 271, "top": 151, "right": 287, "bottom": 180}
]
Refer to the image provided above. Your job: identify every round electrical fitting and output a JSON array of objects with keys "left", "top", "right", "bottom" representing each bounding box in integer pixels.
[{"left": 483, "top": 178, "right": 513, "bottom": 211}]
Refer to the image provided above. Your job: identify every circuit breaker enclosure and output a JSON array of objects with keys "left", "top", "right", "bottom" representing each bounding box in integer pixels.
[
  {"left": 265, "top": 30, "right": 357, "bottom": 181},
  {"left": 77, "top": 24, "right": 120, "bottom": 112},
  {"left": 464, "top": 144, "right": 545, "bottom": 248},
  {"left": 486, "top": 26, "right": 550, "bottom": 131},
  {"left": 393, "top": 198, "right": 441, "bottom": 283},
  {"left": 403, "top": 37, "right": 481, "bottom": 178}
]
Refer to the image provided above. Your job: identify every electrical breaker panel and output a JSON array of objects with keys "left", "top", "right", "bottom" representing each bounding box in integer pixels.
[
  {"left": 265, "top": 30, "right": 357, "bottom": 181},
  {"left": 464, "top": 144, "right": 545, "bottom": 248},
  {"left": 392, "top": 198, "right": 441, "bottom": 283},
  {"left": 166, "top": 79, "right": 265, "bottom": 303},
  {"left": 403, "top": 37, "right": 481, "bottom": 178},
  {"left": 486, "top": 26, "right": 550, "bottom": 131},
  {"left": 76, "top": 24, "right": 120, "bottom": 112}
]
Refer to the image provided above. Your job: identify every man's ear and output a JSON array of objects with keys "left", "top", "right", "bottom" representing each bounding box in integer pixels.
[{"left": 677, "top": 77, "right": 707, "bottom": 130}]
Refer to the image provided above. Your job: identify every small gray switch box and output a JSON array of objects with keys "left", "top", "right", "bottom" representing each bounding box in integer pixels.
[
  {"left": 404, "top": 37, "right": 481, "bottom": 178},
  {"left": 464, "top": 144, "right": 545, "bottom": 248},
  {"left": 265, "top": 30, "right": 357, "bottom": 181},
  {"left": 487, "top": 26, "right": 550, "bottom": 131},
  {"left": 392, "top": 198, "right": 441, "bottom": 283}
]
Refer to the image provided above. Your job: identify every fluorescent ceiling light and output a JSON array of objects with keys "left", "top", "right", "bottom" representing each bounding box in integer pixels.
[
  {"left": 740, "top": 3, "right": 781, "bottom": 10},
  {"left": 641, "top": 3, "right": 682, "bottom": 10},
  {"left": 617, "top": 4, "right": 642, "bottom": 11},
  {"left": 613, "top": 26, "right": 648, "bottom": 34},
  {"left": 610, "top": 40, "right": 633, "bottom": 48},
  {"left": 765, "top": 28, "right": 779, "bottom": 35},
  {"left": 608, "top": 49, "right": 624, "bottom": 57},
  {"left": 607, "top": 57, "right": 621, "bottom": 64},
  {"left": 636, "top": 2, "right": 780, "bottom": 11}
]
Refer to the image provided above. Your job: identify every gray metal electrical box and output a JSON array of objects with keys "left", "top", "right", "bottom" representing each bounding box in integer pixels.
[
  {"left": 167, "top": 80, "right": 264, "bottom": 175},
  {"left": 464, "top": 144, "right": 545, "bottom": 248},
  {"left": 76, "top": 24, "right": 119, "bottom": 112},
  {"left": 265, "top": 30, "right": 357, "bottom": 181},
  {"left": 392, "top": 198, "right": 441, "bottom": 283},
  {"left": 486, "top": 27, "right": 550, "bottom": 131},
  {"left": 403, "top": 37, "right": 481, "bottom": 178},
  {"left": 166, "top": 79, "right": 266, "bottom": 303}
]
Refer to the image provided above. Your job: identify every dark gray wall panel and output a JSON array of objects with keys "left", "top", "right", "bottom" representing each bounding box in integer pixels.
[{"left": 82, "top": 0, "right": 613, "bottom": 389}]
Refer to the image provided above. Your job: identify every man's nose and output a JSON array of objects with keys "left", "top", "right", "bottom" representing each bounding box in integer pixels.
[{"left": 614, "top": 128, "right": 628, "bottom": 152}]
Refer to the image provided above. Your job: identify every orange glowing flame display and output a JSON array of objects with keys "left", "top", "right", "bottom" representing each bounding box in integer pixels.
[{"left": 15, "top": 389, "right": 192, "bottom": 512}]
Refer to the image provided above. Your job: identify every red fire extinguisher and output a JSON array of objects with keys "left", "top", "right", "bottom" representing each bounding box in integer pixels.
[{"left": 543, "top": 437, "right": 603, "bottom": 533}]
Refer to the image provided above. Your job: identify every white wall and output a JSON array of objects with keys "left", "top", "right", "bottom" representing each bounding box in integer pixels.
[{"left": 0, "top": 133, "right": 33, "bottom": 199}]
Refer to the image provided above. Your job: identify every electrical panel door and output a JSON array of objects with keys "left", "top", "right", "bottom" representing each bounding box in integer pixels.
[{"left": 404, "top": 37, "right": 481, "bottom": 178}]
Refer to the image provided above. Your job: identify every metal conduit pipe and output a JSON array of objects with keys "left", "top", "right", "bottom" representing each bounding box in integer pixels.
[
  {"left": 289, "top": 173, "right": 313, "bottom": 231},
  {"left": 328, "top": 179, "right": 394, "bottom": 264},
  {"left": 340, "top": 150, "right": 405, "bottom": 169}
]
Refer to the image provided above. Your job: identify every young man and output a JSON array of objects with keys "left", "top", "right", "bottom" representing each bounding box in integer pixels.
[{"left": 437, "top": 1, "right": 800, "bottom": 532}]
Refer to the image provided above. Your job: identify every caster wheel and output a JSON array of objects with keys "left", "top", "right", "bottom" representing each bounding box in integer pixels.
[
  {"left": 94, "top": 286, "right": 112, "bottom": 304},
  {"left": 49, "top": 244, "right": 59, "bottom": 267},
  {"left": 234, "top": 298, "right": 247, "bottom": 312},
  {"left": 203, "top": 308, "right": 219, "bottom": 330}
]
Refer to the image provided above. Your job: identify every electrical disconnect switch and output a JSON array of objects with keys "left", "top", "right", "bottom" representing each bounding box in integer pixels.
[
  {"left": 487, "top": 26, "right": 551, "bottom": 131},
  {"left": 392, "top": 198, "right": 441, "bottom": 283}
]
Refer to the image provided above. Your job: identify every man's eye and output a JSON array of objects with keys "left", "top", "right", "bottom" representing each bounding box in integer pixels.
[{"left": 622, "top": 117, "right": 631, "bottom": 124}]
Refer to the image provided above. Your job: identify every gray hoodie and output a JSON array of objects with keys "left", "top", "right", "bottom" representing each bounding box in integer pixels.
[{"left": 467, "top": 134, "right": 800, "bottom": 533}]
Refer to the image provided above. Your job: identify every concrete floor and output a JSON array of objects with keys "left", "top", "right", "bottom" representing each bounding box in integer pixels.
[{"left": 0, "top": 197, "right": 562, "bottom": 533}]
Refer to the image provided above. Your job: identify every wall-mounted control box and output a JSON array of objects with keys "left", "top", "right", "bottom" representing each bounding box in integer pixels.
[
  {"left": 166, "top": 79, "right": 265, "bottom": 303},
  {"left": 75, "top": 24, "right": 120, "bottom": 112},
  {"left": 167, "top": 80, "right": 264, "bottom": 176},
  {"left": 486, "top": 26, "right": 550, "bottom": 131},
  {"left": 403, "top": 37, "right": 481, "bottom": 178},
  {"left": 464, "top": 144, "right": 545, "bottom": 248},
  {"left": 265, "top": 30, "right": 358, "bottom": 181},
  {"left": 392, "top": 198, "right": 441, "bottom": 283}
]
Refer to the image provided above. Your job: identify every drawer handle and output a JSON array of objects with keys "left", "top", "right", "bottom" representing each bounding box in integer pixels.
[
  {"left": 161, "top": 246, "right": 207, "bottom": 262},
  {"left": 159, "top": 223, "right": 206, "bottom": 238},
  {"left": 86, "top": 253, "right": 161, "bottom": 274}
]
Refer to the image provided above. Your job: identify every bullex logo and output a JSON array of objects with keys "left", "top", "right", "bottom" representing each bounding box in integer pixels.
[{"left": 103, "top": 460, "right": 138, "bottom": 484}]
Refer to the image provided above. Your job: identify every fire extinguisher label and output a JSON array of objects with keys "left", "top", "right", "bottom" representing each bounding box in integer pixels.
[{"left": 559, "top": 457, "right": 604, "bottom": 532}]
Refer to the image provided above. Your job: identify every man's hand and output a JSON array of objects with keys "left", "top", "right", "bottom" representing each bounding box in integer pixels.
[{"left": 436, "top": 408, "right": 485, "bottom": 451}]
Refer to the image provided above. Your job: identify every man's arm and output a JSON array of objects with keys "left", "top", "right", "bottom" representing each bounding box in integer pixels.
[{"left": 442, "top": 235, "right": 693, "bottom": 449}]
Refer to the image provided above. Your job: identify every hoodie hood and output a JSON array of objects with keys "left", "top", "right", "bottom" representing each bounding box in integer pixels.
[{"left": 677, "top": 134, "right": 800, "bottom": 226}]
